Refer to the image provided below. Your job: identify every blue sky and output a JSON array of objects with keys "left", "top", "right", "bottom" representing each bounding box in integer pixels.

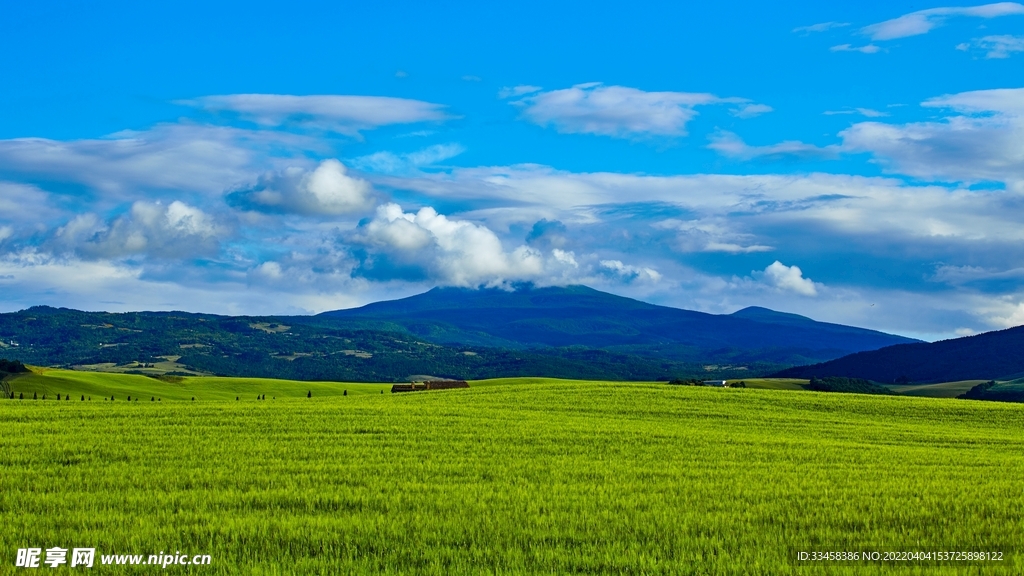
[{"left": 1, "top": 0, "right": 1023, "bottom": 340}]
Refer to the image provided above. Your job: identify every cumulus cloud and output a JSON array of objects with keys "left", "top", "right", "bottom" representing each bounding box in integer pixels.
[
  {"left": 761, "top": 261, "right": 818, "bottom": 296},
  {"left": 179, "top": 94, "right": 451, "bottom": 135},
  {"left": 351, "top": 203, "right": 552, "bottom": 287},
  {"left": 228, "top": 159, "right": 375, "bottom": 216},
  {"left": 862, "top": 3, "right": 1024, "bottom": 41},
  {"left": 707, "top": 131, "right": 839, "bottom": 160},
  {"left": 53, "top": 200, "right": 224, "bottom": 260},
  {"left": 841, "top": 87, "right": 1024, "bottom": 188},
  {"left": 600, "top": 260, "right": 662, "bottom": 283},
  {"left": 350, "top": 143, "right": 465, "bottom": 174},
  {"left": 512, "top": 83, "right": 746, "bottom": 138}
]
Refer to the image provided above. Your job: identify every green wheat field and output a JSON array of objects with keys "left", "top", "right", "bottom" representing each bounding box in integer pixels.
[{"left": 3, "top": 370, "right": 1023, "bottom": 574}]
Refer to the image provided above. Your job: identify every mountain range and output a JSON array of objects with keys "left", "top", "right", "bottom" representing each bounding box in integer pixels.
[
  {"left": 0, "top": 285, "right": 920, "bottom": 381},
  {"left": 774, "top": 324, "right": 1024, "bottom": 383},
  {"left": 312, "top": 285, "right": 918, "bottom": 365}
]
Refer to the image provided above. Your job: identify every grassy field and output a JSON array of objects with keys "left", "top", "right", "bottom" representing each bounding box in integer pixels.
[
  {"left": 885, "top": 380, "right": 988, "bottom": 398},
  {"left": 727, "top": 377, "right": 808, "bottom": 390},
  {"left": 2, "top": 376, "right": 1023, "bottom": 574},
  {"left": 4, "top": 368, "right": 390, "bottom": 401}
]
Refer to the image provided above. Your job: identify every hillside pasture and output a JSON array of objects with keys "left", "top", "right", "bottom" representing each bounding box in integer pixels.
[
  {"left": 4, "top": 368, "right": 389, "bottom": 401},
  {"left": 1, "top": 376, "right": 1022, "bottom": 573}
]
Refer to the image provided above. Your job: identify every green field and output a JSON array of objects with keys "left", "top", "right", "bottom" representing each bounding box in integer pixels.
[
  {"left": 885, "top": 380, "right": 988, "bottom": 398},
  {"left": 2, "top": 375, "right": 1023, "bottom": 574},
  {"left": 727, "top": 377, "right": 809, "bottom": 390},
  {"left": 4, "top": 368, "right": 390, "bottom": 401}
]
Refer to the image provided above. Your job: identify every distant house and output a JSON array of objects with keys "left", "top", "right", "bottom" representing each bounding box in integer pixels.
[
  {"left": 703, "top": 380, "right": 727, "bottom": 387},
  {"left": 391, "top": 380, "right": 470, "bottom": 393}
]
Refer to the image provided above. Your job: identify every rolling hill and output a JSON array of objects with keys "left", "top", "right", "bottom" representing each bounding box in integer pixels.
[
  {"left": 775, "top": 323, "right": 1024, "bottom": 383},
  {"left": 0, "top": 285, "right": 917, "bottom": 382},
  {"left": 312, "top": 285, "right": 918, "bottom": 365},
  {"left": 0, "top": 306, "right": 766, "bottom": 382}
]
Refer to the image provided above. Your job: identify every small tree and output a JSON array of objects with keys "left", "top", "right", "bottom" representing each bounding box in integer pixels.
[
  {"left": 57, "top": 393, "right": 61, "bottom": 400},
  {"left": 20, "top": 392, "right": 24, "bottom": 400},
  {"left": 33, "top": 392, "right": 37, "bottom": 400},
  {"left": 307, "top": 391, "right": 312, "bottom": 398},
  {"left": 343, "top": 390, "right": 348, "bottom": 396},
  {"left": 81, "top": 395, "right": 85, "bottom": 401}
]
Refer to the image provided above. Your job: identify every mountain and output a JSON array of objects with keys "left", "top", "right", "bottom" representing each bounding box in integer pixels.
[
  {"left": 773, "top": 324, "right": 1024, "bottom": 383},
  {"left": 0, "top": 306, "right": 761, "bottom": 382},
  {"left": 312, "top": 285, "right": 918, "bottom": 365}
]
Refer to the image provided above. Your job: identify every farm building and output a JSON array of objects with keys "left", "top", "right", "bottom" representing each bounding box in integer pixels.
[{"left": 391, "top": 380, "right": 470, "bottom": 393}]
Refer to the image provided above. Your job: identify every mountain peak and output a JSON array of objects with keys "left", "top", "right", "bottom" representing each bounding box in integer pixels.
[
  {"left": 317, "top": 284, "right": 917, "bottom": 364},
  {"left": 730, "top": 306, "right": 815, "bottom": 325}
]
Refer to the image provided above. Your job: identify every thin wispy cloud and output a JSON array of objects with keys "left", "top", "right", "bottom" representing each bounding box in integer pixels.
[
  {"left": 351, "top": 143, "right": 466, "bottom": 174},
  {"left": 730, "top": 103, "right": 774, "bottom": 119},
  {"left": 512, "top": 83, "right": 755, "bottom": 139},
  {"left": 842, "top": 87, "right": 1024, "bottom": 189},
  {"left": 707, "top": 131, "right": 840, "bottom": 160},
  {"left": 498, "top": 85, "right": 542, "bottom": 99},
  {"left": 824, "top": 108, "right": 890, "bottom": 117},
  {"left": 862, "top": 2, "right": 1024, "bottom": 41},
  {"left": 958, "top": 34, "right": 1024, "bottom": 58},
  {"left": 793, "top": 21, "right": 850, "bottom": 34},
  {"left": 178, "top": 94, "right": 452, "bottom": 135},
  {"left": 830, "top": 43, "right": 881, "bottom": 54}
]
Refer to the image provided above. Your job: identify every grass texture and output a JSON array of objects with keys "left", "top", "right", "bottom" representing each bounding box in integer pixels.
[{"left": 2, "top": 377, "right": 1022, "bottom": 574}]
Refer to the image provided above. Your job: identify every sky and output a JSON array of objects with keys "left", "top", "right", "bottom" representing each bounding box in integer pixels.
[{"left": 1, "top": 0, "right": 1023, "bottom": 340}]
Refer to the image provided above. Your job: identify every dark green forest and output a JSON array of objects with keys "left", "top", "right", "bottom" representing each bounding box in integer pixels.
[{"left": 0, "top": 307, "right": 774, "bottom": 382}]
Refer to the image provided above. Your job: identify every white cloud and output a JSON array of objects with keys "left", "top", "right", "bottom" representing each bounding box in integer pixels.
[
  {"left": 513, "top": 83, "right": 735, "bottom": 138},
  {"left": 707, "top": 130, "right": 839, "bottom": 160},
  {"left": 353, "top": 203, "right": 552, "bottom": 287},
  {"left": 841, "top": 87, "right": 1024, "bottom": 188},
  {"left": 932, "top": 264, "right": 1024, "bottom": 285},
  {"left": 180, "top": 94, "right": 451, "bottom": 135},
  {"left": 830, "top": 44, "right": 881, "bottom": 54},
  {"left": 824, "top": 108, "right": 889, "bottom": 117},
  {"left": 228, "top": 159, "right": 375, "bottom": 216},
  {"left": 731, "top": 103, "right": 774, "bottom": 119},
  {"left": 653, "top": 218, "right": 773, "bottom": 254},
  {"left": 862, "top": 3, "right": 1024, "bottom": 41},
  {"left": 53, "top": 200, "right": 224, "bottom": 260},
  {"left": 974, "top": 34, "right": 1024, "bottom": 57},
  {"left": 0, "top": 182, "right": 63, "bottom": 226},
  {"left": 600, "top": 260, "right": 662, "bottom": 283},
  {"left": 793, "top": 22, "right": 850, "bottom": 34},
  {"left": 761, "top": 261, "right": 818, "bottom": 296},
  {"left": 0, "top": 124, "right": 304, "bottom": 198},
  {"left": 498, "top": 85, "right": 542, "bottom": 99},
  {"left": 350, "top": 143, "right": 465, "bottom": 174}
]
